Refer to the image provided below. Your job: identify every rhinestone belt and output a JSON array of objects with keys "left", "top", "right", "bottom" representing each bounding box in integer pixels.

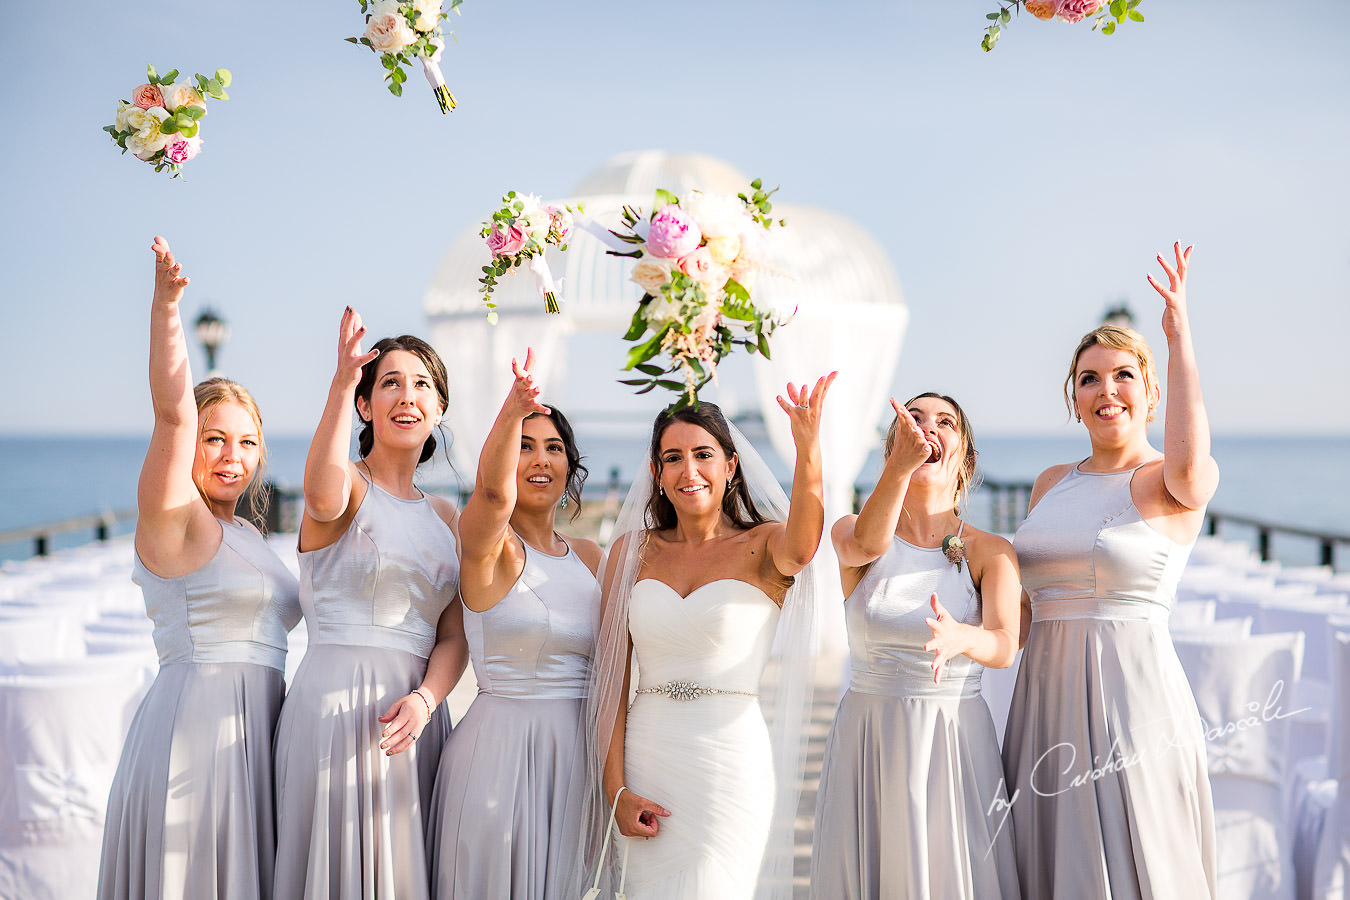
[{"left": 634, "top": 680, "right": 759, "bottom": 701}]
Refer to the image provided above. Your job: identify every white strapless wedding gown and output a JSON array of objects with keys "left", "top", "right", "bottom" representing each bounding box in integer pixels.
[{"left": 622, "top": 578, "right": 781, "bottom": 899}]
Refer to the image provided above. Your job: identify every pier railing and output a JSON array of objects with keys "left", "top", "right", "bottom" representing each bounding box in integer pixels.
[{"left": 4, "top": 476, "right": 1348, "bottom": 572}]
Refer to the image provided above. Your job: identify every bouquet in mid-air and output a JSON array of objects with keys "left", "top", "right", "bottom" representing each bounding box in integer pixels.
[
  {"left": 479, "top": 192, "right": 581, "bottom": 321},
  {"left": 606, "top": 180, "right": 791, "bottom": 407},
  {"left": 348, "top": 0, "right": 462, "bottom": 113},
  {"left": 103, "top": 65, "right": 230, "bottom": 179},
  {"left": 981, "top": 0, "right": 1143, "bottom": 51}
]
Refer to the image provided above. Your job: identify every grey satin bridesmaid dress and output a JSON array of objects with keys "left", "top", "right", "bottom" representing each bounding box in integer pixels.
[
  {"left": 426, "top": 536, "right": 598, "bottom": 899},
  {"left": 810, "top": 533, "right": 1019, "bottom": 899},
  {"left": 1003, "top": 464, "right": 1217, "bottom": 899},
  {"left": 273, "top": 472, "right": 459, "bottom": 900},
  {"left": 97, "top": 518, "right": 301, "bottom": 900}
]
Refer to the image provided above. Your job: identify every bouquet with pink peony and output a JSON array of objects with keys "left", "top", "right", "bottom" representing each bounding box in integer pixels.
[
  {"left": 981, "top": 0, "right": 1143, "bottom": 51},
  {"left": 347, "top": 0, "right": 462, "bottom": 113},
  {"left": 479, "top": 192, "right": 582, "bottom": 320},
  {"left": 605, "top": 180, "right": 791, "bottom": 408},
  {"left": 102, "top": 64, "right": 230, "bottom": 179}
]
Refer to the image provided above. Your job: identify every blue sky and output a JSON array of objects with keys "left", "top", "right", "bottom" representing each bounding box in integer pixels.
[{"left": 2, "top": 0, "right": 1346, "bottom": 437}]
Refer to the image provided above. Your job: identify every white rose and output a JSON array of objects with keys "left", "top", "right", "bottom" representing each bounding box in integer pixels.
[
  {"left": 683, "top": 191, "right": 749, "bottom": 239},
  {"left": 644, "top": 294, "right": 684, "bottom": 329},
  {"left": 631, "top": 259, "right": 673, "bottom": 295},
  {"left": 411, "top": 0, "right": 442, "bottom": 31},
  {"left": 125, "top": 107, "right": 171, "bottom": 160},
  {"left": 161, "top": 82, "right": 207, "bottom": 116},
  {"left": 114, "top": 101, "right": 136, "bottom": 132},
  {"left": 365, "top": 2, "right": 418, "bottom": 54}
]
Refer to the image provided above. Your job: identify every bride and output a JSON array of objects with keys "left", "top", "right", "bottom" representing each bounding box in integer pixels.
[{"left": 584, "top": 375, "right": 833, "bottom": 900}]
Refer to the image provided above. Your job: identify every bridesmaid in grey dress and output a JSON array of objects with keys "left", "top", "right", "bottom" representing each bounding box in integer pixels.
[
  {"left": 811, "top": 393, "right": 1021, "bottom": 899},
  {"left": 98, "top": 237, "right": 301, "bottom": 900},
  {"left": 273, "top": 311, "right": 469, "bottom": 900},
  {"left": 426, "top": 348, "right": 601, "bottom": 899},
  {"left": 1003, "top": 243, "right": 1219, "bottom": 898}
]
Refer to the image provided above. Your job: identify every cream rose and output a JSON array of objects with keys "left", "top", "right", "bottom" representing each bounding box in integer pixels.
[
  {"left": 366, "top": 2, "right": 418, "bottom": 53},
  {"left": 631, "top": 259, "right": 674, "bottom": 295},
  {"left": 125, "top": 107, "right": 171, "bottom": 160},
  {"left": 706, "top": 235, "right": 741, "bottom": 266},
  {"left": 114, "top": 101, "right": 136, "bottom": 132},
  {"left": 162, "top": 82, "right": 207, "bottom": 116},
  {"left": 411, "top": 0, "right": 442, "bottom": 32},
  {"left": 683, "top": 191, "right": 748, "bottom": 239},
  {"left": 644, "top": 294, "right": 685, "bottom": 329}
]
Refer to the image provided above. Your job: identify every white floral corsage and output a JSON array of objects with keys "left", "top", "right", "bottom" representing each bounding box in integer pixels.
[{"left": 942, "top": 534, "right": 966, "bottom": 572}]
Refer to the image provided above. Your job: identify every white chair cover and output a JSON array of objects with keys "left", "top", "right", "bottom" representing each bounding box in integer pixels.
[
  {"left": 1311, "top": 630, "right": 1350, "bottom": 899},
  {"left": 1170, "top": 599, "right": 1218, "bottom": 630},
  {"left": 1174, "top": 631, "right": 1305, "bottom": 900}
]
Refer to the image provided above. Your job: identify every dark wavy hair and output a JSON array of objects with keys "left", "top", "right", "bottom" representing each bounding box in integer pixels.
[
  {"left": 525, "top": 405, "right": 588, "bottom": 522},
  {"left": 644, "top": 401, "right": 771, "bottom": 532},
  {"left": 354, "top": 335, "right": 450, "bottom": 465}
]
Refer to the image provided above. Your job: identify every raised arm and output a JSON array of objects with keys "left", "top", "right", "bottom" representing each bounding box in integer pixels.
[
  {"left": 457, "top": 349, "right": 550, "bottom": 611},
  {"left": 1148, "top": 243, "right": 1219, "bottom": 510},
  {"left": 303, "top": 307, "right": 378, "bottom": 528},
  {"left": 833, "top": 401, "right": 931, "bottom": 568},
  {"left": 766, "top": 372, "right": 837, "bottom": 577},
  {"left": 136, "top": 237, "right": 214, "bottom": 568}
]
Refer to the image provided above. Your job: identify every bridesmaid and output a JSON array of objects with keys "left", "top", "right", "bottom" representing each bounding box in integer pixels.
[
  {"left": 273, "top": 309, "right": 468, "bottom": 899},
  {"left": 98, "top": 237, "right": 300, "bottom": 899},
  {"left": 810, "top": 393, "right": 1020, "bottom": 899},
  {"left": 1003, "top": 243, "right": 1219, "bottom": 898},
  {"left": 426, "top": 348, "right": 601, "bottom": 899}
]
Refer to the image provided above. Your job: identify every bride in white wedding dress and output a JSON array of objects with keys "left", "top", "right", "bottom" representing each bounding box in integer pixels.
[{"left": 583, "top": 376, "right": 833, "bottom": 900}]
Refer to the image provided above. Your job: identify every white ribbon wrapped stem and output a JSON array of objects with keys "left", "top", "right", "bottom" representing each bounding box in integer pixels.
[{"left": 527, "top": 253, "right": 562, "bottom": 314}]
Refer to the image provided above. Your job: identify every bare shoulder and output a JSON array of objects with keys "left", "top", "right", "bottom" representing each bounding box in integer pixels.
[
  {"left": 1028, "top": 462, "right": 1076, "bottom": 510},
  {"left": 568, "top": 536, "right": 604, "bottom": 576},
  {"left": 962, "top": 524, "right": 1015, "bottom": 561}
]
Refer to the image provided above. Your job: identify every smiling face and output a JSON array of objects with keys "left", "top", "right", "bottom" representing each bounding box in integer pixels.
[
  {"left": 356, "top": 349, "right": 444, "bottom": 456},
  {"left": 1072, "top": 344, "right": 1160, "bottom": 443},
  {"left": 516, "top": 415, "right": 569, "bottom": 511},
  {"left": 654, "top": 421, "right": 738, "bottom": 519},
  {"left": 904, "top": 395, "right": 966, "bottom": 496},
  {"left": 192, "top": 400, "right": 261, "bottom": 508}
]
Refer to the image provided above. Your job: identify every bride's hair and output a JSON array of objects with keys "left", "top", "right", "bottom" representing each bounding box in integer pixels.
[{"left": 644, "top": 402, "right": 770, "bottom": 532}]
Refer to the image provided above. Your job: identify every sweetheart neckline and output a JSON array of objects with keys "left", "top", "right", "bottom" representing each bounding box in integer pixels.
[{"left": 634, "top": 577, "right": 777, "bottom": 605}]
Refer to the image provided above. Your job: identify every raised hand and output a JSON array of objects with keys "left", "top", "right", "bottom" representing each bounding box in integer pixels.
[
  {"left": 615, "top": 787, "right": 671, "bottom": 838},
  {"left": 336, "top": 306, "right": 380, "bottom": 392},
  {"left": 924, "top": 593, "right": 969, "bottom": 685},
  {"left": 776, "top": 371, "right": 838, "bottom": 444},
  {"left": 507, "top": 348, "right": 551, "bottom": 418},
  {"left": 1146, "top": 241, "right": 1193, "bottom": 343},
  {"left": 885, "top": 399, "right": 931, "bottom": 473},
  {"left": 151, "top": 235, "right": 190, "bottom": 306},
  {"left": 377, "top": 690, "right": 432, "bottom": 756}
]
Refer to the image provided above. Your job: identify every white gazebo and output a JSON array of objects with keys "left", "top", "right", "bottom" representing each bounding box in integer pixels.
[{"left": 423, "top": 150, "right": 909, "bottom": 643}]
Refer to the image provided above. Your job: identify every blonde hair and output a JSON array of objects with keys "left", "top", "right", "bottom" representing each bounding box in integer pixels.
[
  {"left": 193, "top": 377, "right": 269, "bottom": 520},
  {"left": 1063, "top": 325, "right": 1159, "bottom": 422},
  {"left": 884, "top": 392, "right": 981, "bottom": 512}
]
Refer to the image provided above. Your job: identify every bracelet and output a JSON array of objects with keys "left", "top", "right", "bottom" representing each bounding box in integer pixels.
[{"left": 412, "top": 687, "right": 435, "bottom": 724}]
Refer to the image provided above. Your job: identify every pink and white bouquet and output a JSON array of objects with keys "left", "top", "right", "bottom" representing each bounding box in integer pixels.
[
  {"left": 607, "top": 180, "right": 790, "bottom": 408},
  {"left": 479, "top": 192, "right": 582, "bottom": 321},
  {"left": 348, "top": 0, "right": 462, "bottom": 113},
  {"left": 981, "top": 0, "right": 1143, "bottom": 51},
  {"left": 103, "top": 65, "right": 230, "bottom": 179}
]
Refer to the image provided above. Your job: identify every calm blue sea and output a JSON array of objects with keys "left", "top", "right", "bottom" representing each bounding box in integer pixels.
[{"left": 2, "top": 432, "right": 1346, "bottom": 566}]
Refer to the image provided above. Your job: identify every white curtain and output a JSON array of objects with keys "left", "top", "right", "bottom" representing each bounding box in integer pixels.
[{"left": 753, "top": 299, "right": 909, "bottom": 654}]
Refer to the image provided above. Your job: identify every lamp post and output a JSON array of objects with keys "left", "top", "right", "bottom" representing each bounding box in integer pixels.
[
  {"left": 195, "top": 308, "right": 229, "bottom": 377},
  {"left": 1102, "top": 301, "right": 1134, "bottom": 329}
]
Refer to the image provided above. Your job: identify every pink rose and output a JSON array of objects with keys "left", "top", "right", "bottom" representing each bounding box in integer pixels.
[
  {"left": 133, "top": 83, "right": 165, "bottom": 110},
  {"left": 546, "top": 205, "right": 573, "bottom": 243},
  {"left": 645, "top": 205, "right": 702, "bottom": 260},
  {"left": 486, "top": 224, "right": 529, "bottom": 258},
  {"left": 679, "top": 247, "right": 730, "bottom": 293},
  {"left": 365, "top": 5, "right": 417, "bottom": 54},
  {"left": 161, "top": 135, "right": 202, "bottom": 165},
  {"left": 1056, "top": 0, "right": 1103, "bottom": 23},
  {"left": 1025, "top": 0, "right": 1057, "bottom": 19}
]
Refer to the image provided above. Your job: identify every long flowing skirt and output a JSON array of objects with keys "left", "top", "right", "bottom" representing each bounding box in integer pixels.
[
  {"left": 620, "top": 694, "right": 774, "bottom": 899},
  {"left": 273, "top": 644, "right": 450, "bottom": 900},
  {"left": 810, "top": 689, "right": 1020, "bottom": 899},
  {"left": 1002, "top": 618, "right": 1216, "bottom": 899},
  {"left": 427, "top": 694, "right": 587, "bottom": 899},
  {"left": 97, "top": 661, "right": 284, "bottom": 900}
]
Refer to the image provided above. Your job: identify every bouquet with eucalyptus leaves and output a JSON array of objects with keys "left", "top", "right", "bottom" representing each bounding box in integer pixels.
[
  {"left": 607, "top": 181, "right": 791, "bottom": 408},
  {"left": 981, "top": 0, "right": 1143, "bottom": 51},
  {"left": 479, "top": 192, "right": 581, "bottom": 320},
  {"left": 348, "top": 0, "right": 462, "bottom": 113},
  {"left": 103, "top": 64, "right": 230, "bottom": 179}
]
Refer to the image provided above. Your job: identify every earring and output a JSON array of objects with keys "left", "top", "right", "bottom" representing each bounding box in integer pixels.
[
  {"left": 727, "top": 476, "right": 733, "bottom": 488},
  {"left": 658, "top": 485, "right": 664, "bottom": 496},
  {"left": 1074, "top": 412, "right": 1081, "bottom": 423},
  {"left": 559, "top": 495, "right": 568, "bottom": 509}
]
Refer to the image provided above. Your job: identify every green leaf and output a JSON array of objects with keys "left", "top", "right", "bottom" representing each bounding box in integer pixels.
[
  {"left": 180, "top": 121, "right": 199, "bottom": 138},
  {"left": 215, "top": 69, "right": 231, "bottom": 87},
  {"left": 1128, "top": 9, "right": 1143, "bottom": 20},
  {"left": 1101, "top": 19, "right": 1115, "bottom": 33},
  {"left": 146, "top": 64, "right": 159, "bottom": 82},
  {"left": 160, "top": 119, "right": 180, "bottom": 134},
  {"left": 655, "top": 379, "right": 685, "bottom": 391},
  {"left": 624, "top": 328, "right": 669, "bottom": 369},
  {"left": 1000, "top": 8, "right": 1011, "bottom": 22},
  {"left": 163, "top": 69, "right": 178, "bottom": 83},
  {"left": 757, "top": 332, "right": 772, "bottom": 358},
  {"left": 345, "top": 37, "right": 360, "bottom": 43},
  {"left": 653, "top": 188, "right": 678, "bottom": 210},
  {"left": 724, "top": 279, "right": 749, "bottom": 302},
  {"left": 619, "top": 377, "right": 652, "bottom": 387},
  {"left": 636, "top": 363, "right": 665, "bottom": 377},
  {"left": 390, "top": 81, "right": 403, "bottom": 97},
  {"left": 622, "top": 306, "right": 648, "bottom": 341}
]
